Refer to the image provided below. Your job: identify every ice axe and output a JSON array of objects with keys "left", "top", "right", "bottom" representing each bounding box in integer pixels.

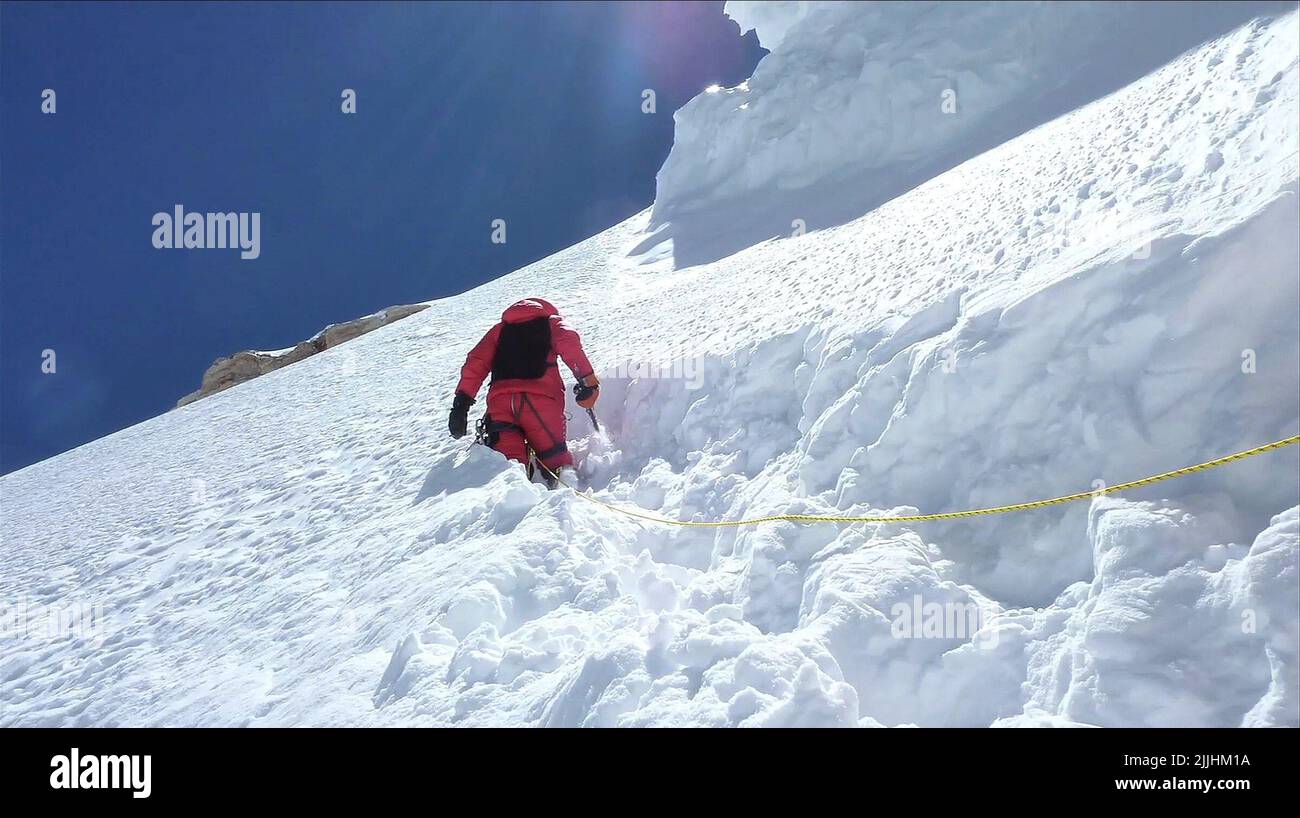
[{"left": 574, "top": 379, "right": 600, "bottom": 432}]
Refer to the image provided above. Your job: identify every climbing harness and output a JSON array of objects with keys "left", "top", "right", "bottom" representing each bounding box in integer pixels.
[
  {"left": 534, "top": 435, "right": 1300, "bottom": 527},
  {"left": 516, "top": 393, "right": 569, "bottom": 463},
  {"left": 475, "top": 396, "right": 568, "bottom": 460},
  {"left": 473, "top": 394, "right": 573, "bottom": 486},
  {"left": 473, "top": 414, "right": 516, "bottom": 449}
]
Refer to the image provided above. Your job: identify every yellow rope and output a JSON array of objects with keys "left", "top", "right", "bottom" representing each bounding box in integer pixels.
[{"left": 537, "top": 435, "right": 1299, "bottom": 527}]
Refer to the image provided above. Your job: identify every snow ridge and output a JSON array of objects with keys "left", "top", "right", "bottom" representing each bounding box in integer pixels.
[{"left": 648, "top": 0, "right": 1295, "bottom": 267}]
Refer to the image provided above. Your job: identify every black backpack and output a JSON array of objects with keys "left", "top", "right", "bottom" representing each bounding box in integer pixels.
[{"left": 491, "top": 317, "right": 552, "bottom": 381}]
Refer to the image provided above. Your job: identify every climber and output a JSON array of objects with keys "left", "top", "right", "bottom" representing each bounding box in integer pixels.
[{"left": 448, "top": 298, "right": 598, "bottom": 487}]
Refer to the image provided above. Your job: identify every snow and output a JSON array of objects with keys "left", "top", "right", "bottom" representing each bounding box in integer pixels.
[
  {"left": 1, "top": 7, "right": 1298, "bottom": 727},
  {"left": 652, "top": 0, "right": 1294, "bottom": 266}
]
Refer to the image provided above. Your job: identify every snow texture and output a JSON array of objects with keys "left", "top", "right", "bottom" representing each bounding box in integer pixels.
[{"left": 1, "top": 5, "right": 1297, "bottom": 727}]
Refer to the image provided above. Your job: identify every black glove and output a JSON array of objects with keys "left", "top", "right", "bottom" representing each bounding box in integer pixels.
[{"left": 448, "top": 391, "right": 474, "bottom": 439}]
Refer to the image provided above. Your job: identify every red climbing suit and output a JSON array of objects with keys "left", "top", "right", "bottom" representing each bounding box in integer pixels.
[{"left": 456, "top": 298, "right": 594, "bottom": 470}]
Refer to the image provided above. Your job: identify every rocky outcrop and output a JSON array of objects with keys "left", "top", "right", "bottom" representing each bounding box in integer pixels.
[{"left": 177, "top": 304, "right": 428, "bottom": 408}]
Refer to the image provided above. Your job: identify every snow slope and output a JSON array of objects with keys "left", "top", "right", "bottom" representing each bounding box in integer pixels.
[
  {"left": 2, "top": 7, "right": 1298, "bottom": 727},
  {"left": 650, "top": 0, "right": 1297, "bottom": 266}
]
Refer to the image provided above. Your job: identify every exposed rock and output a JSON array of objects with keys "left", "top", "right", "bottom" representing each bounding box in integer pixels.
[{"left": 176, "top": 304, "right": 428, "bottom": 408}]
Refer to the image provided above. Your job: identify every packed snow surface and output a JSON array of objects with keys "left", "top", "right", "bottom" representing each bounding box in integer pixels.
[{"left": 2, "top": 7, "right": 1298, "bottom": 727}]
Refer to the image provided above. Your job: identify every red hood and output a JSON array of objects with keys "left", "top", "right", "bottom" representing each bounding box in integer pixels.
[{"left": 501, "top": 298, "right": 558, "bottom": 324}]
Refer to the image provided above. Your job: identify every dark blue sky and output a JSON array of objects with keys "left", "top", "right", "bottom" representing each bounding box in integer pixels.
[{"left": 0, "top": 1, "right": 763, "bottom": 474}]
